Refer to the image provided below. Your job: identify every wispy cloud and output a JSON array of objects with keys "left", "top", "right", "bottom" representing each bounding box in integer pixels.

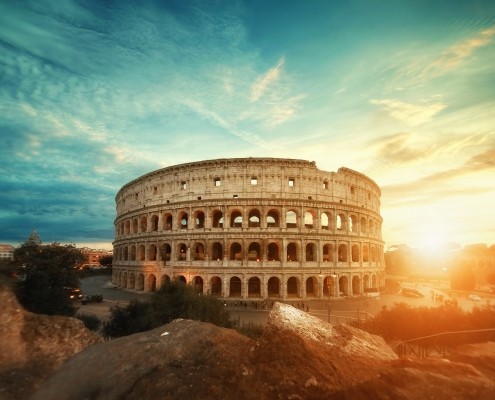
[
  {"left": 370, "top": 98, "right": 446, "bottom": 125},
  {"left": 250, "top": 57, "right": 285, "bottom": 102}
]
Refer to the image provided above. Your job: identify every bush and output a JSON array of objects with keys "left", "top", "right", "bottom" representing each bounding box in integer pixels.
[
  {"left": 77, "top": 313, "right": 102, "bottom": 331},
  {"left": 102, "top": 281, "right": 232, "bottom": 339}
]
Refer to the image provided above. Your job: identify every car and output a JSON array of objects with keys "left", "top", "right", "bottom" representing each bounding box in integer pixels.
[
  {"left": 401, "top": 287, "right": 424, "bottom": 298},
  {"left": 81, "top": 294, "right": 104, "bottom": 305},
  {"left": 468, "top": 294, "right": 482, "bottom": 302}
]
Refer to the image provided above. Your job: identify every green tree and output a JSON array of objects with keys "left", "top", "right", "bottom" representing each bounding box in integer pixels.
[
  {"left": 14, "top": 231, "right": 85, "bottom": 316},
  {"left": 99, "top": 254, "right": 113, "bottom": 268},
  {"left": 102, "top": 280, "right": 231, "bottom": 338}
]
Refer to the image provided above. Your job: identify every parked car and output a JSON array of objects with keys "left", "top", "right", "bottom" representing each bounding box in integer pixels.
[{"left": 81, "top": 294, "right": 103, "bottom": 305}]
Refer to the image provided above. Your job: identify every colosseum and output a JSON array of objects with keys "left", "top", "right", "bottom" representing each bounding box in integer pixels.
[{"left": 112, "top": 158, "right": 385, "bottom": 300}]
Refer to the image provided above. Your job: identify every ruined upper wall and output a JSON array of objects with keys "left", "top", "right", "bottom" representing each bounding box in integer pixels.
[{"left": 115, "top": 158, "right": 381, "bottom": 214}]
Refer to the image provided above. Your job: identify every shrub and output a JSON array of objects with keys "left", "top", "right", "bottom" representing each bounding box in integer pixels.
[{"left": 77, "top": 313, "right": 102, "bottom": 331}]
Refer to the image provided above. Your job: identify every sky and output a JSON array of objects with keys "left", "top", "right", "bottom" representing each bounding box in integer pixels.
[{"left": 1, "top": 0, "right": 494, "bottom": 251}]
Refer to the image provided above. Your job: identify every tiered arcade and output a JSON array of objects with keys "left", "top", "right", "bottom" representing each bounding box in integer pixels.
[{"left": 112, "top": 158, "right": 385, "bottom": 300}]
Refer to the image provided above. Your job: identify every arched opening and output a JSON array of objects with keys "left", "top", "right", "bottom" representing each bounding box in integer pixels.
[
  {"left": 349, "top": 215, "right": 357, "bottom": 233},
  {"left": 266, "top": 209, "right": 279, "bottom": 228},
  {"left": 125, "top": 220, "right": 130, "bottom": 235},
  {"left": 132, "top": 219, "right": 138, "bottom": 233},
  {"left": 360, "top": 217, "right": 367, "bottom": 234},
  {"left": 176, "top": 275, "right": 187, "bottom": 284},
  {"left": 229, "top": 276, "right": 242, "bottom": 297},
  {"left": 287, "top": 242, "right": 298, "bottom": 261},
  {"left": 123, "top": 246, "right": 129, "bottom": 261},
  {"left": 192, "top": 276, "right": 203, "bottom": 294},
  {"left": 248, "top": 277, "right": 261, "bottom": 297},
  {"left": 212, "top": 210, "right": 223, "bottom": 228},
  {"left": 286, "top": 210, "right": 297, "bottom": 228},
  {"left": 136, "top": 274, "right": 144, "bottom": 290},
  {"left": 304, "top": 211, "right": 314, "bottom": 229},
  {"left": 194, "top": 242, "right": 205, "bottom": 260},
  {"left": 371, "top": 246, "right": 376, "bottom": 262},
  {"left": 267, "top": 242, "right": 280, "bottom": 261},
  {"left": 369, "top": 220, "right": 374, "bottom": 236},
  {"left": 363, "top": 275, "right": 370, "bottom": 291},
  {"left": 230, "top": 210, "right": 242, "bottom": 228},
  {"left": 230, "top": 242, "right": 242, "bottom": 261},
  {"left": 148, "top": 244, "right": 157, "bottom": 261},
  {"left": 321, "top": 212, "right": 329, "bottom": 230},
  {"left": 339, "top": 276, "right": 349, "bottom": 297},
  {"left": 163, "top": 214, "right": 172, "bottom": 230},
  {"left": 352, "top": 275, "right": 361, "bottom": 295},
  {"left": 336, "top": 214, "right": 345, "bottom": 230},
  {"left": 148, "top": 274, "right": 157, "bottom": 292},
  {"left": 248, "top": 209, "right": 261, "bottom": 227},
  {"left": 305, "top": 242, "right": 316, "bottom": 261},
  {"left": 160, "top": 274, "right": 171, "bottom": 288},
  {"left": 210, "top": 276, "right": 222, "bottom": 296},
  {"left": 178, "top": 243, "right": 187, "bottom": 261},
  {"left": 267, "top": 277, "right": 280, "bottom": 297},
  {"left": 305, "top": 276, "right": 317, "bottom": 297},
  {"left": 179, "top": 212, "right": 188, "bottom": 229},
  {"left": 161, "top": 243, "right": 171, "bottom": 261},
  {"left": 130, "top": 245, "right": 136, "bottom": 261},
  {"left": 338, "top": 244, "right": 347, "bottom": 262},
  {"left": 129, "top": 273, "right": 136, "bottom": 290},
  {"left": 212, "top": 242, "right": 223, "bottom": 261},
  {"left": 122, "top": 272, "right": 128, "bottom": 288},
  {"left": 351, "top": 245, "right": 360, "bottom": 262},
  {"left": 140, "top": 216, "right": 147, "bottom": 232},
  {"left": 287, "top": 277, "right": 299, "bottom": 297},
  {"left": 323, "top": 243, "right": 333, "bottom": 262},
  {"left": 195, "top": 211, "right": 205, "bottom": 229},
  {"left": 151, "top": 215, "right": 159, "bottom": 231},
  {"left": 363, "top": 245, "right": 369, "bottom": 262},
  {"left": 138, "top": 245, "right": 145, "bottom": 261},
  {"left": 322, "top": 276, "right": 336, "bottom": 297},
  {"left": 248, "top": 242, "right": 261, "bottom": 261}
]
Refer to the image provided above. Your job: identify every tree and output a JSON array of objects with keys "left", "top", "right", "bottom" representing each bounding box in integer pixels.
[
  {"left": 99, "top": 255, "right": 113, "bottom": 268},
  {"left": 14, "top": 231, "right": 85, "bottom": 316}
]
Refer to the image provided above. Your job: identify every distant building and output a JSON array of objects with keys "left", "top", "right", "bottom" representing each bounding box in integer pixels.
[
  {"left": 0, "top": 244, "right": 15, "bottom": 260},
  {"left": 79, "top": 247, "right": 113, "bottom": 268}
]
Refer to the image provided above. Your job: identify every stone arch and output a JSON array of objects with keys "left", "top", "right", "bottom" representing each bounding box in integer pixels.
[
  {"left": 229, "top": 276, "right": 242, "bottom": 297},
  {"left": 123, "top": 246, "right": 129, "bottom": 261},
  {"left": 140, "top": 216, "right": 147, "bottom": 232},
  {"left": 349, "top": 215, "right": 357, "bottom": 233},
  {"left": 351, "top": 244, "right": 360, "bottom": 262},
  {"left": 195, "top": 211, "right": 205, "bottom": 229},
  {"left": 286, "top": 210, "right": 297, "bottom": 228},
  {"left": 148, "top": 274, "right": 157, "bottom": 292},
  {"left": 304, "top": 211, "right": 315, "bottom": 229},
  {"left": 130, "top": 245, "right": 136, "bottom": 261},
  {"left": 138, "top": 244, "right": 145, "bottom": 261},
  {"left": 267, "top": 242, "right": 280, "bottom": 261},
  {"left": 248, "top": 242, "right": 261, "bottom": 261},
  {"left": 305, "top": 242, "right": 316, "bottom": 261},
  {"left": 320, "top": 212, "right": 330, "bottom": 230},
  {"left": 163, "top": 213, "right": 173, "bottom": 230},
  {"left": 363, "top": 274, "right": 370, "bottom": 291},
  {"left": 176, "top": 275, "right": 187, "bottom": 284},
  {"left": 267, "top": 277, "right": 280, "bottom": 297},
  {"left": 193, "top": 242, "right": 205, "bottom": 260},
  {"left": 305, "top": 276, "right": 318, "bottom": 297},
  {"left": 161, "top": 243, "right": 171, "bottom": 261},
  {"left": 212, "top": 242, "right": 223, "bottom": 261},
  {"left": 178, "top": 212, "right": 188, "bottom": 229},
  {"left": 132, "top": 219, "right": 138, "bottom": 233},
  {"left": 352, "top": 275, "right": 361, "bottom": 295},
  {"left": 286, "top": 276, "right": 299, "bottom": 297},
  {"left": 323, "top": 276, "right": 336, "bottom": 297},
  {"left": 338, "top": 244, "right": 347, "bottom": 262},
  {"left": 322, "top": 243, "right": 334, "bottom": 262},
  {"left": 125, "top": 220, "right": 130, "bottom": 235},
  {"left": 230, "top": 242, "right": 242, "bottom": 261},
  {"left": 210, "top": 276, "right": 222, "bottom": 296},
  {"left": 248, "top": 209, "right": 261, "bottom": 227},
  {"left": 336, "top": 213, "right": 346, "bottom": 230},
  {"left": 360, "top": 217, "right": 367, "bottom": 234},
  {"left": 151, "top": 215, "right": 159, "bottom": 231},
  {"left": 363, "top": 245, "right": 369, "bottom": 262},
  {"left": 230, "top": 210, "right": 243, "bottom": 228},
  {"left": 160, "top": 274, "right": 171, "bottom": 288},
  {"left": 148, "top": 244, "right": 157, "bottom": 261},
  {"left": 370, "top": 246, "right": 376, "bottom": 262},
  {"left": 122, "top": 272, "right": 128, "bottom": 288},
  {"left": 287, "top": 242, "right": 298, "bottom": 261},
  {"left": 137, "top": 273, "right": 144, "bottom": 290},
  {"left": 212, "top": 210, "right": 223, "bottom": 228},
  {"left": 129, "top": 272, "right": 136, "bottom": 289},
  {"left": 192, "top": 276, "right": 203, "bottom": 294},
  {"left": 177, "top": 243, "right": 187, "bottom": 260},
  {"left": 248, "top": 277, "right": 261, "bottom": 297},
  {"left": 266, "top": 209, "right": 279, "bottom": 228},
  {"left": 339, "top": 275, "right": 349, "bottom": 297}
]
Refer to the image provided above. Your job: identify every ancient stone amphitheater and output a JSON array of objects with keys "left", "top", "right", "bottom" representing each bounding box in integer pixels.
[{"left": 112, "top": 158, "right": 385, "bottom": 300}]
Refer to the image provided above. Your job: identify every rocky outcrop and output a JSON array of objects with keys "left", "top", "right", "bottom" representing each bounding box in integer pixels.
[{"left": 0, "top": 286, "right": 102, "bottom": 400}]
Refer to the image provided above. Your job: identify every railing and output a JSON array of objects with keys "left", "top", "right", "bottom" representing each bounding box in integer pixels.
[{"left": 393, "top": 329, "right": 495, "bottom": 358}]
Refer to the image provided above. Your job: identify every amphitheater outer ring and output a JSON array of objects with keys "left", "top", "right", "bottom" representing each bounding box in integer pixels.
[{"left": 112, "top": 157, "right": 385, "bottom": 300}]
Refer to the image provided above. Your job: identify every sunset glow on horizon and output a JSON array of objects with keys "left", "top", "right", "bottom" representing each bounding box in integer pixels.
[{"left": 1, "top": 0, "right": 494, "bottom": 250}]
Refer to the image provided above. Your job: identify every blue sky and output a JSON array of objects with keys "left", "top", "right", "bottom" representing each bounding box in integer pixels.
[{"left": 1, "top": 0, "right": 494, "bottom": 250}]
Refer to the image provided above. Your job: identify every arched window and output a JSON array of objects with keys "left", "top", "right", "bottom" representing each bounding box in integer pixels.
[
  {"left": 178, "top": 243, "right": 187, "bottom": 260},
  {"left": 351, "top": 244, "right": 360, "bottom": 262},
  {"left": 194, "top": 242, "right": 205, "bottom": 260},
  {"left": 230, "top": 210, "right": 242, "bottom": 228},
  {"left": 304, "top": 211, "right": 315, "bottom": 229},
  {"left": 130, "top": 245, "right": 136, "bottom": 261},
  {"left": 195, "top": 211, "right": 205, "bottom": 229},
  {"left": 132, "top": 219, "right": 138, "bottom": 233},
  {"left": 212, "top": 210, "right": 223, "bottom": 228},
  {"left": 212, "top": 242, "right": 223, "bottom": 261},
  {"left": 229, "top": 276, "right": 242, "bottom": 297},
  {"left": 267, "top": 277, "right": 280, "bottom": 297},
  {"left": 163, "top": 214, "right": 172, "bottom": 230},
  {"left": 363, "top": 245, "right": 369, "bottom": 262},
  {"left": 287, "top": 242, "right": 298, "bottom": 261},
  {"left": 179, "top": 212, "right": 188, "bottom": 229},
  {"left": 305, "top": 243, "right": 316, "bottom": 261},
  {"left": 323, "top": 243, "right": 334, "bottom": 262},
  {"left": 248, "top": 242, "right": 261, "bottom": 261},
  {"left": 140, "top": 216, "right": 147, "bottom": 232},
  {"left": 338, "top": 244, "right": 347, "bottom": 262},
  {"left": 286, "top": 210, "right": 297, "bottom": 228},
  {"left": 148, "top": 244, "right": 157, "bottom": 261},
  {"left": 360, "top": 217, "right": 367, "bottom": 234},
  {"left": 248, "top": 209, "right": 261, "bottom": 227},
  {"left": 349, "top": 215, "right": 357, "bottom": 233},
  {"left": 138, "top": 244, "right": 145, "bottom": 261},
  {"left": 210, "top": 276, "right": 222, "bottom": 296},
  {"left": 248, "top": 277, "right": 261, "bottom": 297},
  {"left": 321, "top": 212, "right": 330, "bottom": 230},
  {"left": 151, "top": 215, "right": 159, "bottom": 231},
  {"left": 287, "top": 277, "right": 299, "bottom": 297},
  {"left": 230, "top": 242, "right": 242, "bottom": 261},
  {"left": 267, "top": 242, "right": 280, "bottom": 261},
  {"left": 266, "top": 209, "right": 279, "bottom": 228},
  {"left": 162, "top": 243, "right": 171, "bottom": 261}
]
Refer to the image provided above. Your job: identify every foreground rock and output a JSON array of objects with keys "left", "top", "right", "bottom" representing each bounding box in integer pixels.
[{"left": 0, "top": 286, "right": 102, "bottom": 400}]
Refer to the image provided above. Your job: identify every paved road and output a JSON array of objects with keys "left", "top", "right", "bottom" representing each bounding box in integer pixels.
[{"left": 77, "top": 275, "right": 493, "bottom": 325}]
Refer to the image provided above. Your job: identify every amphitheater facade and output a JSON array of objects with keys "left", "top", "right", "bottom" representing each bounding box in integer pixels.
[{"left": 112, "top": 158, "right": 385, "bottom": 300}]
